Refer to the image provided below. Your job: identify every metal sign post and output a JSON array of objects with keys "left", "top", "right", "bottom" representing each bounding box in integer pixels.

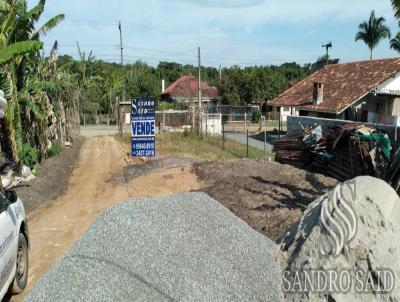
[{"left": 131, "top": 97, "right": 156, "bottom": 157}]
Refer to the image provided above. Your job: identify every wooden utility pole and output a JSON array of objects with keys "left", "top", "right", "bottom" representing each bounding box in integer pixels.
[
  {"left": 118, "top": 21, "right": 124, "bottom": 135},
  {"left": 219, "top": 65, "right": 222, "bottom": 81},
  {"left": 189, "top": 69, "right": 195, "bottom": 131},
  {"left": 198, "top": 47, "right": 202, "bottom": 132},
  {"left": 119, "top": 21, "right": 124, "bottom": 65}
]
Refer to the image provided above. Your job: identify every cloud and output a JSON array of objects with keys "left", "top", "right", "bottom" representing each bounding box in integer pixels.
[
  {"left": 39, "top": 0, "right": 399, "bottom": 66},
  {"left": 177, "top": 0, "right": 265, "bottom": 8}
]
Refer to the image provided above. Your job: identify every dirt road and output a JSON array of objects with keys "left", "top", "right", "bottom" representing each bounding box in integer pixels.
[
  {"left": 13, "top": 136, "right": 201, "bottom": 301},
  {"left": 10, "top": 132, "right": 337, "bottom": 301}
]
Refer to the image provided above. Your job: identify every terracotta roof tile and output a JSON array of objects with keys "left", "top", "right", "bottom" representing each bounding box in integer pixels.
[
  {"left": 271, "top": 58, "right": 400, "bottom": 113},
  {"left": 161, "top": 76, "right": 219, "bottom": 99}
]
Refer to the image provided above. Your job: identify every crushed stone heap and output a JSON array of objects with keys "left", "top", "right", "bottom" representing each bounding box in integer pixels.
[{"left": 27, "top": 192, "right": 283, "bottom": 302}]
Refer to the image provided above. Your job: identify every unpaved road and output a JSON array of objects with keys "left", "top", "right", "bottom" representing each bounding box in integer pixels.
[
  {"left": 12, "top": 136, "right": 201, "bottom": 301},
  {"left": 10, "top": 131, "right": 337, "bottom": 301}
]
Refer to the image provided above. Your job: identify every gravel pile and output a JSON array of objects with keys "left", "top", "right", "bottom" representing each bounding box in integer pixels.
[{"left": 26, "top": 192, "right": 283, "bottom": 301}]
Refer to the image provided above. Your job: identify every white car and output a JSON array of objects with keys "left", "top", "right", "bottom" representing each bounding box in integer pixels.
[{"left": 0, "top": 190, "right": 29, "bottom": 300}]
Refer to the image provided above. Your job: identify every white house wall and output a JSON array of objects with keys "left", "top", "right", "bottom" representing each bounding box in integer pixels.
[
  {"left": 376, "top": 72, "right": 400, "bottom": 92},
  {"left": 280, "top": 107, "right": 299, "bottom": 122}
]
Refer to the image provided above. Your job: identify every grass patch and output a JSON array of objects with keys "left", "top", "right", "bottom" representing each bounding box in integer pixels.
[
  {"left": 117, "top": 131, "right": 274, "bottom": 160},
  {"left": 264, "top": 120, "right": 287, "bottom": 131},
  {"left": 47, "top": 142, "right": 63, "bottom": 158}
]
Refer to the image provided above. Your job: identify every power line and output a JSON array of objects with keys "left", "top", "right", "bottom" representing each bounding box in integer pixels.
[
  {"left": 55, "top": 50, "right": 316, "bottom": 67},
  {"left": 52, "top": 43, "right": 318, "bottom": 64}
]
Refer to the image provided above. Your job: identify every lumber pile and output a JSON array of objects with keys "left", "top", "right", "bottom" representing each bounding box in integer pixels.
[
  {"left": 273, "top": 131, "right": 310, "bottom": 169},
  {"left": 273, "top": 124, "right": 393, "bottom": 183}
]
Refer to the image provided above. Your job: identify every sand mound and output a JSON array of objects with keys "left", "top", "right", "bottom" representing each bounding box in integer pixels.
[{"left": 280, "top": 176, "right": 400, "bottom": 302}]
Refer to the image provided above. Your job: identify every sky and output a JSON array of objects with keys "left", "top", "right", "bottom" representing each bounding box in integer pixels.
[{"left": 33, "top": 0, "right": 400, "bottom": 67}]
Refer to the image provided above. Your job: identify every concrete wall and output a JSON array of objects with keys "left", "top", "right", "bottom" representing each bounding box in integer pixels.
[{"left": 287, "top": 115, "right": 400, "bottom": 141}]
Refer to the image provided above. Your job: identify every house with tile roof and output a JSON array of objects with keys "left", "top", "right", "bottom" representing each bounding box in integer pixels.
[
  {"left": 270, "top": 58, "right": 400, "bottom": 125},
  {"left": 160, "top": 76, "right": 219, "bottom": 104}
]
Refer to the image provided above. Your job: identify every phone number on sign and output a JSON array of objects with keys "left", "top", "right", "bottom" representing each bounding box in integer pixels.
[
  {"left": 134, "top": 149, "right": 155, "bottom": 157},
  {"left": 134, "top": 142, "right": 155, "bottom": 149}
]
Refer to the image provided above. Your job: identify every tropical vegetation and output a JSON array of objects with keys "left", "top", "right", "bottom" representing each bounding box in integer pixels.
[
  {"left": 0, "top": 0, "right": 74, "bottom": 168},
  {"left": 355, "top": 10, "right": 391, "bottom": 60},
  {"left": 3, "top": 0, "right": 400, "bottom": 170},
  {"left": 392, "top": 0, "right": 400, "bottom": 19}
]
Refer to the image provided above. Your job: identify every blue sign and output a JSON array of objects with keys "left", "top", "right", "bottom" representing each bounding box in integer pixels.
[{"left": 131, "top": 97, "right": 156, "bottom": 157}]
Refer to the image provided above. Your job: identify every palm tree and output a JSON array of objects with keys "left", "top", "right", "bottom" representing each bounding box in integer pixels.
[
  {"left": 392, "top": 0, "right": 400, "bottom": 19},
  {"left": 355, "top": 10, "right": 391, "bottom": 60},
  {"left": 390, "top": 32, "right": 400, "bottom": 53}
]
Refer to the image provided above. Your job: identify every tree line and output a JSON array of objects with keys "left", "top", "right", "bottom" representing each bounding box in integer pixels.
[{"left": 56, "top": 56, "right": 311, "bottom": 115}]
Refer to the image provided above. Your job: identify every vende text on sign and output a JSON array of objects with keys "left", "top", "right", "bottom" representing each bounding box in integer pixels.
[
  {"left": 131, "top": 120, "right": 155, "bottom": 137},
  {"left": 131, "top": 97, "right": 156, "bottom": 157}
]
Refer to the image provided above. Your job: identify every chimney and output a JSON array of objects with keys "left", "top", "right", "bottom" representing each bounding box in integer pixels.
[
  {"left": 161, "top": 79, "right": 165, "bottom": 92},
  {"left": 313, "top": 82, "right": 324, "bottom": 105}
]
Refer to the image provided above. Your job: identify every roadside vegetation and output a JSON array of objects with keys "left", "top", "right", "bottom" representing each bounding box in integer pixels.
[
  {"left": 0, "top": 0, "right": 78, "bottom": 171},
  {"left": 117, "top": 132, "right": 273, "bottom": 160}
]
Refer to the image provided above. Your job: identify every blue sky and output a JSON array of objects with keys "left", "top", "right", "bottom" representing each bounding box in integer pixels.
[{"left": 34, "top": 0, "right": 400, "bottom": 67}]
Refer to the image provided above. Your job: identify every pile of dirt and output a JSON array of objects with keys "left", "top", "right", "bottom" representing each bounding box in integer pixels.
[
  {"left": 113, "top": 156, "right": 198, "bottom": 183},
  {"left": 280, "top": 176, "right": 400, "bottom": 301},
  {"left": 193, "top": 159, "right": 338, "bottom": 241},
  {"left": 15, "top": 137, "right": 84, "bottom": 214}
]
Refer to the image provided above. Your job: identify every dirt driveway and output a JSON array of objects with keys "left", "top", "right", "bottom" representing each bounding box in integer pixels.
[{"left": 12, "top": 136, "right": 201, "bottom": 301}]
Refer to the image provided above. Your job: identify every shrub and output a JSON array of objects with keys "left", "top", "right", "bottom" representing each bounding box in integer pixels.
[
  {"left": 19, "top": 143, "right": 38, "bottom": 169},
  {"left": 251, "top": 111, "right": 261, "bottom": 123},
  {"left": 157, "top": 101, "right": 186, "bottom": 111},
  {"left": 47, "top": 142, "right": 63, "bottom": 158}
]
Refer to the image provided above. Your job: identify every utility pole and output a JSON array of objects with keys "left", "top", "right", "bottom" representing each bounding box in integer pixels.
[
  {"left": 119, "top": 21, "right": 124, "bottom": 65},
  {"left": 198, "top": 46, "right": 202, "bottom": 132},
  {"left": 118, "top": 21, "right": 124, "bottom": 135},
  {"left": 219, "top": 65, "right": 222, "bottom": 81},
  {"left": 189, "top": 69, "right": 195, "bottom": 131}
]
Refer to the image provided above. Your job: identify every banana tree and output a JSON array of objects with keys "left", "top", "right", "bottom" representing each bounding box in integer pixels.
[
  {"left": 0, "top": 0, "right": 64, "bottom": 162},
  {"left": 0, "top": 41, "right": 42, "bottom": 161}
]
